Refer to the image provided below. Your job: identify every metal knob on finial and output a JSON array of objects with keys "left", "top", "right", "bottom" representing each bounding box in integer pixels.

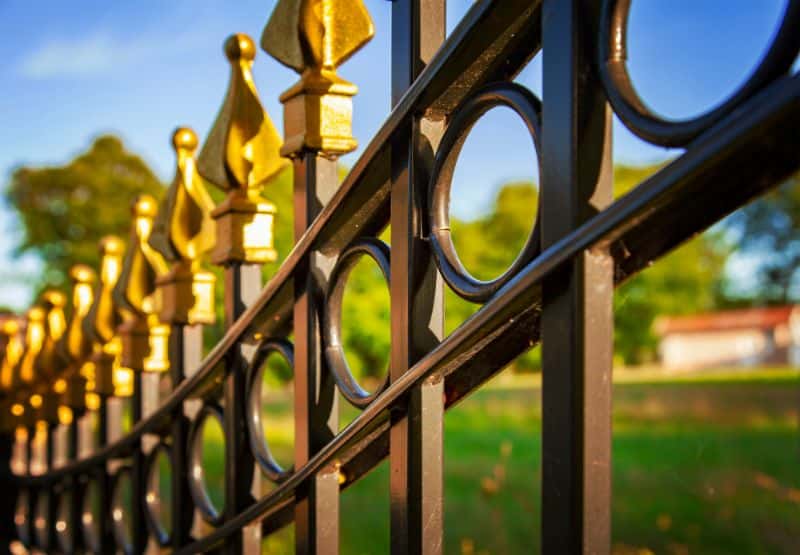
[
  {"left": 149, "top": 127, "right": 217, "bottom": 325},
  {"left": 198, "top": 33, "right": 287, "bottom": 266},
  {"left": 261, "top": 0, "right": 375, "bottom": 157},
  {"left": 114, "top": 194, "right": 171, "bottom": 373},
  {"left": 82, "top": 236, "right": 127, "bottom": 401}
]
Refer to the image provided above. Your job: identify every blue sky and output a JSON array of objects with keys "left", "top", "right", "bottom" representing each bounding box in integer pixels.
[{"left": 0, "top": 0, "right": 790, "bottom": 309}]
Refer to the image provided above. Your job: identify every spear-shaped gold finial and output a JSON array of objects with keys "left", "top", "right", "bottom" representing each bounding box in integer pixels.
[
  {"left": 33, "top": 290, "right": 67, "bottom": 424},
  {"left": 82, "top": 236, "right": 127, "bottom": 401},
  {"left": 18, "top": 306, "right": 46, "bottom": 387},
  {"left": 114, "top": 195, "right": 170, "bottom": 373},
  {"left": 0, "top": 317, "right": 23, "bottom": 393},
  {"left": 57, "top": 264, "right": 96, "bottom": 413},
  {"left": 261, "top": 0, "right": 374, "bottom": 157},
  {"left": 198, "top": 33, "right": 286, "bottom": 266},
  {"left": 149, "top": 128, "right": 217, "bottom": 325}
]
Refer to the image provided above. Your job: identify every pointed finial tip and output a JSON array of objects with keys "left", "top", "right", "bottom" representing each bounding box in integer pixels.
[
  {"left": 41, "top": 290, "right": 66, "bottom": 308},
  {"left": 172, "top": 127, "right": 198, "bottom": 153},
  {"left": 69, "top": 264, "right": 96, "bottom": 284},
  {"left": 132, "top": 194, "right": 158, "bottom": 218},
  {"left": 225, "top": 33, "right": 256, "bottom": 63},
  {"left": 99, "top": 235, "right": 125, "bottom": 256}
]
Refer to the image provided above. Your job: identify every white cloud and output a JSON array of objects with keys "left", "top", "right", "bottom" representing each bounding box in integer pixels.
[{"left": 19, "top": 30, "right": 201, "bottom": 79}]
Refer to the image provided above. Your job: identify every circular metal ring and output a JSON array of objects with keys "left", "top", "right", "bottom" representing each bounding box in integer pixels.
[
  {"left": 33, "top": 492, "right": 49, "bottom": 549},
  {"left": 143, "top": 442, "right": 172, "bottom": 546},
  {"left": 323, "top": 238, "right": 392, "bottom": 409},
  {"left": 428, "top": 81, "right": 542, "bottom": 303},
  {"left": 110, "top": 466, "right": 135, "bottom": 555},
  {"left": 247, "top": 339, "right": 295, "bottom": 483},
  {"left": 15, "top": 488, "right": 29, "bottom": 545},
  {"left": 598, "top": 0, "right": 800, "bottom": 147},
  {"left": 81, "top": 479, "right": 101, "bottom": 553},
  {"left": 55, "top": 491, "right": 72, "bottom": 555},
  {"left": 187, "top": 403, "right": 226, "bottom": 526}
]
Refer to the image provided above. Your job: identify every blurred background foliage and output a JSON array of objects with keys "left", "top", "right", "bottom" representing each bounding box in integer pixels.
[{"left": 3, "top": 134, "right": 799, "bottom": 374}]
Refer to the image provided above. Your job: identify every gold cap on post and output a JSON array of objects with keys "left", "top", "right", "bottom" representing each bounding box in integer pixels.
[
  {"left": 149, "top": 127, "right": 217, "bottom": 325},
  {"left": 261, "top": 0, "right": 374, "bottom": 157},
  {"left": 82, "top": 236, "right": 126, "bottom": 399},
  {"left": 198, "top": 33, "right": 287, "bottom": 265},
  {"left": 114, "top": 194, "right": 170, "bottom": 373}
]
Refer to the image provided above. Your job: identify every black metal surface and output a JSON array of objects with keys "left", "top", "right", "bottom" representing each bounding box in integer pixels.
[
  {"left": 540, "top": 1, "right": 613, "bottom": 552},
  {"left": 3, "top": 0, "right": 800, "bottom": 553}
]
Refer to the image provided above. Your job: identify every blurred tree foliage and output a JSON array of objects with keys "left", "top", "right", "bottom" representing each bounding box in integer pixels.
[
  {"left": 721, "top": 173, "right": 800, "bottom": 304},
  {"left": 4, "top": 135, "right": 164, "bottom": 294}
]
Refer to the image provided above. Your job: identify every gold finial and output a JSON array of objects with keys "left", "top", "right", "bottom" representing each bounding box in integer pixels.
[
  {"left": 198, "top": 33, "right": 286, "bottom": 265},
  {"left": 261, "top": 0, "right": 374, "bottom": 157},
  {"left": 0, "top": 318, "right": 23, "bottom": 392},
  {"left": 18, "top": 307, "right": 45, "bottom": 386},
  {"left": 59, "top": 264, "right": 96, "bottom": 364},
  {"left": 198, "top": 33, "right": 286, "bottom": 193},
  {"left": 114, "top": 195, "right": 171, "bottom": 373},
  {"left": 115, "top": 195, "right": 169, "bottom": 316},
  {"left": 262, "top": 0, "right": 374, "bottom": 74},
  {"left": 149, "top": 128, "right": 217, "bottom": 325},
  {"left": 34, "top": 290, "right": 67, "bottom": 380},
  {"left": 81, "top": 236, "right": 126, "bottom": 398},
  {"left": 150, "top": 128, "right": 217, "bottom": 266},
  {"left": 84, "top": 236, "right": 125, "bottom": 346}
]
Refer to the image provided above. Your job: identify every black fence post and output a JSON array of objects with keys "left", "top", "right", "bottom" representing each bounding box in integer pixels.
[
  {"left": 540, "top": 0, "right": 614, "bottom": 553},
  {"left": 389, "top": 0, "right": 446, "bottom": 553}
]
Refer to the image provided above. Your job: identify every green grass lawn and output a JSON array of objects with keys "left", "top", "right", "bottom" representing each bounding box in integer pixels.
[{"left": 194, "top": 368, "right": 799, "bottom": 554}]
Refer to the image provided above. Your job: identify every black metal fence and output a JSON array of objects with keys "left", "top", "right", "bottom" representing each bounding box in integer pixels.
[{"left": 1, "top": 0, "right": 799, "bottom": 553}]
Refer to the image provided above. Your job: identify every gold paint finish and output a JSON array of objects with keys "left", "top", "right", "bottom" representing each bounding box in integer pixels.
[
  {"left": 199, "top": 33, "right": 286, "bottom": 265},
  {"left": 151, "top": 128, "right": 217, "bottom": 325},
  {"left": 0, "top": 319, "right": 23, "bottom": 392},
  {"left": 114, "top": 195, "right": 171, "bottom": 372},
  {"left": 56, "top": 265, "right": 95, "bottom": 412},
  {"left": 35, "top": 290, "right": 67, "bottom": 382},
  {"left": 18, "top": 307, "right": 46, "bottom": 386},
  {"left": 83, "top": 237, "right": 126, "bottom": 398},
  {"left": 261, "top": 0, "right": 374, "bottom": 157}
]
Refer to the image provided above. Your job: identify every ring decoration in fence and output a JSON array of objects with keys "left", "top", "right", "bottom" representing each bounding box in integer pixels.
[{"left": 0, "top": 0, "right": 798, "bottom": 553}]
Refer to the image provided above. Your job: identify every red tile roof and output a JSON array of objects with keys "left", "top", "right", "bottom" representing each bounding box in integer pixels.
[{"left": 654, "top": 305, "right": 796, "bottom": 335}]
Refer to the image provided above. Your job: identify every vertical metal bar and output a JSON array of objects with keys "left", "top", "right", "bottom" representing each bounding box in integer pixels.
[
  {"left": 223, "top": 264, "right": 261, "bottom": 554},
  {"left": 540, "top": 1, "right": 613, "bottom": 554},
  {"left": 390, "top": 1, "right": 446, "bottom": 553},
  {"left": 0, "top": 432, "right": 15, "bottom": 551},
  {"left": 131, "top": 373, "right": 147, "bottom": 554},
  {"left": 293, "top": 153, "right": 339, "bottom": 555},
  {"left": 96, "top": 397, "right": 113, "bottom": 553},
  {"left": 68, "top": 414, "right": 82, "bottom": 553},
  {"left": 170, "top": 325, "right": 202, "bottom": 547},
  {"left": 45, "top": 423, "right": 58, "bottom": 551}
]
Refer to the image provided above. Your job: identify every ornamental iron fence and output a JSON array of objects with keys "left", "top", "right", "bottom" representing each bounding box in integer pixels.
[{"left": 1, "top": 0, "right": 799, "bottom": 553}]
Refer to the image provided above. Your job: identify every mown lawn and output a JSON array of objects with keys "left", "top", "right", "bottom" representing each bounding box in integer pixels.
[{"left": 195, "top": 368, "right": 799, "bottom": 554}]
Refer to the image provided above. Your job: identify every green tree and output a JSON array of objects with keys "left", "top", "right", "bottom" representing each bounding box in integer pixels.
[{"left": 4, "top": 135, "right": 164, "bottom": 293}]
